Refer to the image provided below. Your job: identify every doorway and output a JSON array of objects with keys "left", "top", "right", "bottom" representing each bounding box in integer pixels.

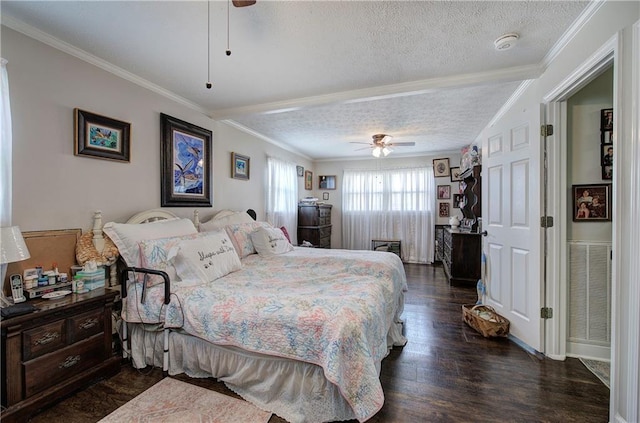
[{"left": 564, "top": 67, "right": 613, "bottom": 363}]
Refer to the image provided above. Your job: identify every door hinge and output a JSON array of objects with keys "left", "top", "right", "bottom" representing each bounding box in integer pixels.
[
  {"left": 540, "top": 216, "right": 554, "bottom": 228},
  {"left": 541, "top": 307, "right": 553, "bottom": 319},
  {"left": 541, "top": 124, "right": 554, "bottom": 137}
]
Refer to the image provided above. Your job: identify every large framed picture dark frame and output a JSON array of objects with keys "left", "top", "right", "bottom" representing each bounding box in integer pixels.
[{"left": 160, "top": 113, "right": 212, "bottom": 207}]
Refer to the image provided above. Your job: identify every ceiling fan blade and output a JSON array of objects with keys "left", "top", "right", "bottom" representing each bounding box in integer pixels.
[
  {"left": 355, "top": 146, "right": 373, "bottom": 151},
  {"left": 349, "top": 141, "right": 372, "bottom": 145},
  {"left": 392, "top": 142, "right": 416, "bottom": 147},
  {"left": 232, "top": 0, "right": 256, "bottom": 7}
]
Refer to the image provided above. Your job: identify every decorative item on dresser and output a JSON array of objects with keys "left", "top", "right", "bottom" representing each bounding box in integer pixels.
[
  {"left": 1, "top": 288, "right": 120, "bottom": 423},
  {"left": 459, "top": 165, "right": 482, "bottom": 231},
  {"left": 297, "top": 203, "right": 332, "bottom": 248}
]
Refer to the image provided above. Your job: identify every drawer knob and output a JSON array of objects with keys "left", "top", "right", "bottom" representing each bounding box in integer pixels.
[
  {"left": 34, "top": 332, "right": 60, "bottom": 346},
  {"left": 59, "top": 355, "right": 81, "bottom": 369},
  {"left": 80, "top": 318, "right": 99, "bottom": 330}
]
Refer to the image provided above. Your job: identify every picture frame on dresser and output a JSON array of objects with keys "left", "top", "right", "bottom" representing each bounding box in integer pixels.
[
  {"left": 450, "top": 167, "right": 462, "bottom": 182},
  {"left": 160, "top": 113, "right": 212, "bottom": 207},
  {"left": 74, "top": 108, "right": 131, "bottom": 162}
]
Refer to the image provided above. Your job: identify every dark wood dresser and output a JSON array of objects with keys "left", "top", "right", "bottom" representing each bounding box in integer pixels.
[
  {"left": 297, "top": 204, "right": 332, "bottom": 248},
  {"left": 441, "top": 228, "right": 482, "bottom": 286},
  {"left": 1, "top": 288, "right": 120, "bottom": 423}
]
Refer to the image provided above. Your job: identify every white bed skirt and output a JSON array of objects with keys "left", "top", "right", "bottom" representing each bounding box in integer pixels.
[{"left": 126, "top": 312, "right": 406, "bottom": 423}]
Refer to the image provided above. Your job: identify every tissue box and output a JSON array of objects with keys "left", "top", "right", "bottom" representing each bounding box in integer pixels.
[{"left": 77, "top": 268, "right": 105, "bottom": 291}]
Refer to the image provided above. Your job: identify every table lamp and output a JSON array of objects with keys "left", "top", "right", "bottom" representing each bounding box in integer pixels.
[{"left": 1, "top": 226, "right": 31, "bottom": 304}]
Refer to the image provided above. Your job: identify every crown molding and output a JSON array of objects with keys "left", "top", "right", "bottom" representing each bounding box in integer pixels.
[{"left": 1, "top": 15, "right": 210, "bottom": 116}]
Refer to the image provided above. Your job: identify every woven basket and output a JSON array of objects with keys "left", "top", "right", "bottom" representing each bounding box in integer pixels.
[{"left": 462, "top": 304, "right": 510, "bottom": 338}]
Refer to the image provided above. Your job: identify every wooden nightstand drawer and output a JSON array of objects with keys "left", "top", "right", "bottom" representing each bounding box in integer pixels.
[
  {"left": 23, "top": 320, "right": 66, "bottom": 360},
  {"left": 68, "top": 308, "right": 104, "bottom": 343},
  {"left": 23, "top": 334, "right": 104, "bottom": 398}
]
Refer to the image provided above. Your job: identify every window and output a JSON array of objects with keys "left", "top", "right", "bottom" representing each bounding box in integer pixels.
[
  {"left": 342, "top": 167, "right": 435, "bottom": 263},
  {"left": 266, "top": 157, "right": 298, "bottom": 244}
]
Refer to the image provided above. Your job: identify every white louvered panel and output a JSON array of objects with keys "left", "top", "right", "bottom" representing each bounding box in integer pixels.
[{"left": 568, "top": 241, "right": 611, "bottom": 345}]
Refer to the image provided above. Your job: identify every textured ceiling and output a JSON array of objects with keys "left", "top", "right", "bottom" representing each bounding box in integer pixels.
[{"left": 1, "top": 1, "right": 592, "bottom": 160}]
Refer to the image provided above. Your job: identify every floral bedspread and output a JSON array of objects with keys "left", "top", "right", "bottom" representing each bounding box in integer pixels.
[{"left": 164, "top": 248, "right": 407, "bottom": 422}]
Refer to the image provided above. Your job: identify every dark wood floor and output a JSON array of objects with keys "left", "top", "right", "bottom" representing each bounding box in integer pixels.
[{"left": 27, "top": 263, "right": 609, "bottom": 422}]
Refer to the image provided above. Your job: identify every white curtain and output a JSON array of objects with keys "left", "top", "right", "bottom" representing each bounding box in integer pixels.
[
  {"left": 1, "top": 58, "right": 12, "bottom": 285},
  {"left": 342, "top": 166, "right": 435, "bottom": 263},
  {"left": 266, "top": 156, "right": 298, "bottom": 245},
  {"left": 1, "top": 58, "right": 11, "bottom": 227}
]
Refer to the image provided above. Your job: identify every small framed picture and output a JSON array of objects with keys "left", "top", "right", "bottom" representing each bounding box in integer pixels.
[
  {"left": 439, "top": 202, "right": 450, "bottom": 217},
  {"left": 319, "top": 175, "right": 336, "bottom": 190},
  {"left": 450, "top": 167, "right": 462, "bottom": 182},
  {"left": 322, "top": 192, "right": 329, "bottom": 201},
  {"left": 437, "top": 185, "right": 451, "bottom": 199},
  {"left": 297, "top": 165, "right": 304, "bottom": 177},
  {"left": 453, "top": 194, "right": 463, "bottom": 209},
  {"left": 433, "top": 158, "right": 450, "bottom": 177},
  {"left": 600, "top": 108, "right": 613, "bottom": 131},
  {"left": 231, "top": 152, "right": 250, "bottom": 180},
  {"left": 601, "top": 130, "right": 613, "bottom": 144},
  {"left": 572, "top": 184, "right": 611, "bottom": 221},
  {"left": 304, "top": 170, "right": 313, "bottom": 190},
  {"left": 74, "top": 108, "right": 131, "bottom": 162}
]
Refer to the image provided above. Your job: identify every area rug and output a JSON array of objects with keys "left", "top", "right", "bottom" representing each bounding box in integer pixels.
[
  {"left": 580, "top": 358, "right": 610, "bottom": 389},
  {"left": 98, "top": 377, "right": 272, "bottom": 423}
]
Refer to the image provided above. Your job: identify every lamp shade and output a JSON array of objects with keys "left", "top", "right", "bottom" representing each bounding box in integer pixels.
[{"left": 0, "top": 226, "right": 31, "bottom": 264}]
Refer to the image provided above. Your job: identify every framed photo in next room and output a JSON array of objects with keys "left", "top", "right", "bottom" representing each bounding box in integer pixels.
[
  {"left": 450, "top": 167, "right": 463, "bottom": 182},
  {"left": 319, "top": 175, "right": 336, "bottom": 190},
  {"left": 433, "top": 158, "right": 450, "bottom": 177},
  {"left": 231, "top": 153, "right": 250, "bottom": 181},
  {"left": 305, "top": 170, "right": 313, "bottom": 190},
  {"left": 160, "top": 113, "right": 212, "bottom": 207},
  {"left": 572, "top": 184, "right": 611, "bottom": 222},
  {"left": 439, "top": 202, "right": 450, "bottom": 218},
  {"left": 437, "top": 185, "right": 451, "bottom": 199},
  {"left": 74, "top": 108, "right": 131, "bottom": 162}
]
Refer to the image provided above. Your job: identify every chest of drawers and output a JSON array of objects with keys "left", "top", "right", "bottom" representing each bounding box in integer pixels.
[
  {"left": 297, "top": 204, "right": 332, "bottom": 248},
  {"left": 1, "top": 288, "right": 120, "bottom": 423},
  {"left": 441, "top": 228, "right": 482, "bottom": 286}
]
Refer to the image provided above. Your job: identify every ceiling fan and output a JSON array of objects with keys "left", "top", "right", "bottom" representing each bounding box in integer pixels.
[
  {"left": 352, "top": 134, "right": 416, "bottom": 157},
  {"left": 232, "top": 0, "right": 257, "bottom": 7}
]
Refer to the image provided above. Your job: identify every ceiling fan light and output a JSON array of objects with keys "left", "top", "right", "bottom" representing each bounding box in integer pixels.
[
  {"left": 372, "top": 147, "right": 382, "bottom": 158},
  {"left": 382, "top": 147, "right": 391, "bottom": 156},
  {"left": 381, "top": 135, "right": 393, "bottom": 144}
]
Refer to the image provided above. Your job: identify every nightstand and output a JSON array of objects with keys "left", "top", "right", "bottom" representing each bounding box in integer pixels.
[{"left": 1, "top": 288, "right": 120, "bottom": 423}]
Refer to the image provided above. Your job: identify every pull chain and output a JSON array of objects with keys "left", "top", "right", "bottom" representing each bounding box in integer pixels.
[
  {"left": 206, "top": 0, "right": 212, "bottom": 89},
  {"left": 226, "top": 0, "right": 232, "bottom": 56}
]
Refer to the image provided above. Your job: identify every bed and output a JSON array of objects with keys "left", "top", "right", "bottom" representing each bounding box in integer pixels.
[{"left": 100, "top": 208, "right": 407, "bottom": 423}]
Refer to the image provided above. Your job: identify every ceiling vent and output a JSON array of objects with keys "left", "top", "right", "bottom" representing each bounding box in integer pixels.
[{"left": 494, "top": 33, "right": 519, "bottom": 51}]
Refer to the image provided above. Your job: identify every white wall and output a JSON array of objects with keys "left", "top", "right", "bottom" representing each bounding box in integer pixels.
[
  {"left": 314, "top": 152, "right": 460, "bottom": 249},
  {"left": 478, "top": 2, "right": 639, "bottom": 421},
  {"left": 567, "top": 67, "right": 613, "bottom": 241},
  {"left": 2, "top": 26, "right": 312, "bottom": 232}
]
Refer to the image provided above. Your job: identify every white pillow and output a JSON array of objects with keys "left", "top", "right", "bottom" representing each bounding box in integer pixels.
[
  {"left": 199, "top": 211, "right": 253, "bottom": 232},
  {"left": 103, "top": 218, "right": 197, "bottom": 266},
  {"left": 224, "top": 221, "right": 272, "bottom": 258},
  {"left": 138, "top": 232, "right": 206, "bottom": 286},
  {"left": 250, "top": 226, "right": 294, "bottom": 256},
  {"left": 173, "top": 230, "right": 242, "bottom": 282}
]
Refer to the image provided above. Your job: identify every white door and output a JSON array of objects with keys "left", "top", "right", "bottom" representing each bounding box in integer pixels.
[{"left": 482, "top": 104, "right": 543, "bottom": 351}]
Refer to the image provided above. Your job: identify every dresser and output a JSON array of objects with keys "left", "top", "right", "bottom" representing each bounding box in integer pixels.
[
  {"left": 297, "top": 204, "right": 332, "bottom": 248},
  {"left": 441, "top": 228, "right": 482, "bottom": 285},
  {"left": 1, "top": 288, "right": 120, "bottom": 423}
]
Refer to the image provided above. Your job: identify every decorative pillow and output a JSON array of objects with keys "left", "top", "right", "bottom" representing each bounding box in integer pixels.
[
  {"left": 103, "top": 218, "right": 197, "bottom": 266},
  {"left": 199, "top": 210, "right": 253, "bottom": 232},
  {"left": 224, "top": 221, "right": 272, "bottom": 258},
  {"left": 138, "top": 232, "right": 204, "bottom": 286},
  {"left": 173, "top": 230, "right": 242, "bottom": 282},
  {"left": 279, "top": 226, "right": 291, "bottom": 243},
  {"left": 250, "top": 226, "right": 294, "bottom": 257}
]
